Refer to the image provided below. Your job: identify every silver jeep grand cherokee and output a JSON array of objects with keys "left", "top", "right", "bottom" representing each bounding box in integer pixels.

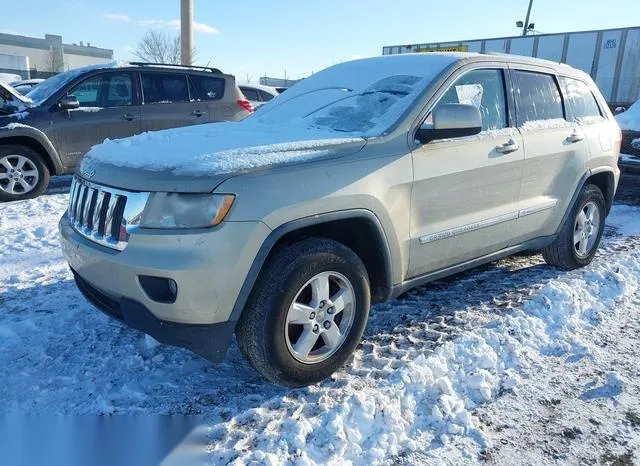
[{"left": 60, "top": 53, "right": 620, "bottom": 387}]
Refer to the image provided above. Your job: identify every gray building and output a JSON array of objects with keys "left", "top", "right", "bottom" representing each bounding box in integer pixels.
[{"left": 0, "top": 33, "right": 113, "bottom": 78}]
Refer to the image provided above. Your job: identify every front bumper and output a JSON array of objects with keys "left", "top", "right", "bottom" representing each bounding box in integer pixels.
[
  {"left": 59, "top": 213, "right": 271, "bottom": 361},
  {"left": 73, "top": 270, "right": 235, "bottom": 362}
]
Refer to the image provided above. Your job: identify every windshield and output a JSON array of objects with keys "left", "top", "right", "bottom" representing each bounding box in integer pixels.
[
  {"left": 252, "top": 55, "right": 458, "bottom": 137},
  {"left": 25, "top": 62, "right": 124, "bottom": 105},
  {"left": 25, "top": 70, "right": 79, "bottom": 104},
  {"left": 255, "top": 75, "right": 427, "bottom": 136}
]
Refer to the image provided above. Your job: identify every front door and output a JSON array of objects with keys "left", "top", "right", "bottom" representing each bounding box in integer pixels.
[
  {"left": 408, "top": 67, "right": 524, "bottom": 277},
  {"left": 140, "top": 72, "right": 209, "bottom": 132},
  {"left": 48, "top": 71, "right": 141, "bottom": 168}
]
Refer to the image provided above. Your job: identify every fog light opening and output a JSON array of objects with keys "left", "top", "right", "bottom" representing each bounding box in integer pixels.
[{"left": 138, "top": 276, "right": 178, "bottom": 304}]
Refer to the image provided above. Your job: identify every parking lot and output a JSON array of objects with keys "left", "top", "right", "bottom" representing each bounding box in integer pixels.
[
  {"left": 0, "top": 169, "right": 638, "bottom": 464},
  {"left": 1, "top": 16, "right": 639, "bottom": 464}
]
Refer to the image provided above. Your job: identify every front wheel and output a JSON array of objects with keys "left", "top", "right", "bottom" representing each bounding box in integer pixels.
[
  {"left": 542, "top": 183, "right": 606, "bottom": 270},
  {"left": 236, "top": 237, "right": 370, "bottom": 387},
  {"left": 0, "top": 145, "right": 50, "bottom": 202}
]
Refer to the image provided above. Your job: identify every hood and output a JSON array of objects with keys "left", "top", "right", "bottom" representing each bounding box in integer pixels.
[{"left": 80, "top": 120, "right": 367, "bottom": 192}]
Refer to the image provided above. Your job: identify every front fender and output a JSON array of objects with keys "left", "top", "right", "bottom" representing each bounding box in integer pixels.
[{"left": 0, "top": 124, "right": 64, "bottom": 175}]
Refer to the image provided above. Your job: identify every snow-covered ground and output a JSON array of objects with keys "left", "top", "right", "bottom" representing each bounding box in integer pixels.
[{"left": 1, "top": 193, "right": 640, "bottom": 465}]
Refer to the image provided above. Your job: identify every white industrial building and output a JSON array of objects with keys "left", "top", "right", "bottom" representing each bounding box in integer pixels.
[
  {"left": 0, "top": 32, "right": 113, "bottom": 78},
  {"left": 383, "top": 26, "right": 640, "bottom": 107}
]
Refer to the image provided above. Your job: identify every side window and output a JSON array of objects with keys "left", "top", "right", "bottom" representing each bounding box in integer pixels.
[
  {"left": 428, "top": 69, "right": 507, "bottom": 131},
  {"left": 258, "top": 90, "right": 274, "bottom": 102},
  {"left": 141, "top": 72, "right": 189, "bottom": 104},
  {"left": 558, "top": 76, "right": 602, "bottom": 121},
  {"left": 69, "top": 73, "right": 134, "bottom": 107},
  {"left": 241, "top": 87, "right": 259, "bottom": 101},
  {"left": 70, "top": 76, "right": 100, "bottom": 106},
  {"left": 189, "top": 75, "right": 225, "bottom": 101},
  {"left": 513, "top": 71, "right": 564, "bottom": 125},
  {"left": 105, "top": 73, "right": 133, "bottom": 107}
]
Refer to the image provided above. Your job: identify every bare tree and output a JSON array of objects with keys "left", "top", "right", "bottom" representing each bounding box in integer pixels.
[
  {"left": 45, "top": 48, "right": 65, "bottom": 72},
  {"left": 134, "top": 30, "right": 181, "bottom": 64}
]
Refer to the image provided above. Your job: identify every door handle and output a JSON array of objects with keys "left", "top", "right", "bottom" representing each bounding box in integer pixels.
[
  {"left": 191, "top": 110, "right": 204, "bottom": 117},
  {"left": 121, "top": 113, "right": 138, "bottom": 121},
  {"left": 566, "top": 130, "right": 585, "bottom": 143},
  {"left": 496, "top": 138, "right": 520, "bottom": 154}
]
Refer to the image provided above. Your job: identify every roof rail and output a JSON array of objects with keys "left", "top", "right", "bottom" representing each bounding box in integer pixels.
[{"left": 128, "top": 62, "right": 223, "bottom": 74}]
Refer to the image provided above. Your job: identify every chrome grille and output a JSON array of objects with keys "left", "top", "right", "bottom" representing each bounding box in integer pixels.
[{"left": 67, "top": 177, "right": 149, "bottom": 251}]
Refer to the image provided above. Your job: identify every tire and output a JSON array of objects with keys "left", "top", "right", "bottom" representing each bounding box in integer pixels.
[
  {"left": 236, "top": 237, "right": 371, "bottom": 387},
  {"left": 0, "top": 145, "right": 50, "bottom": 202},
  {"left": 542, "top": 183, "right": 606, "bottom": 270}
]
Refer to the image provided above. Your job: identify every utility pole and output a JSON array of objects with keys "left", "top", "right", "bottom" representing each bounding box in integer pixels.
[
  {"left": 522, "top": 0, "right": 534, "bottom": 36},
  {"left": 180, "top": 0, "right": 193, "bottom": 65}
]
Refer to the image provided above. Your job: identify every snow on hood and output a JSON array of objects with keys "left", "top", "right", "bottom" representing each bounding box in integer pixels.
[
  {"left": 616, "top": 99, "right": 640, "bottom": 131},
  {"left": 81, "top": 121, "right": 366, "bottom": 177}
]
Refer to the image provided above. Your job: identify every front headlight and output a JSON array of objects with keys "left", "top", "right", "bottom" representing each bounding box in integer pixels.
[{"left": 141, "top": 193, "right": 235, "bottom": 229}]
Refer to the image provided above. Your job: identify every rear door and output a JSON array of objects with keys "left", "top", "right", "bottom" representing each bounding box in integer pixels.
[
  {"left": 188, "top": 73, "right": 228, "bottom": 122},
  {"left": 558, "top": 75, "right": 615, "bottom": 162},
  {"left": 48, "top": 71, "right": 141, "bottom": 168},
  {"left": 511, "top": 68, "right": 592, "bottom": 242},
  {"left": 140, "top": 72, "right": 209, "bottom": 132}
]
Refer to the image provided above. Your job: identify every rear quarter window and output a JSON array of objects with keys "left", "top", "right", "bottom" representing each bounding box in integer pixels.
[
  {"left": 258, "top": 90, "right": 275, "bottom": 102},
  {"left": 240, "top": 87, "right": 260, "bottom": 101},
  {"left": 141, "top": 72, "right": 189, "bottom": 104},
  {"left": 513, "top": 70, "right": 564, "bottom": 126},
  {"left": 189, "top": 75, "right": 226, "bottom": 101},
  {"left": 558, "top": 76, "right": 603, "bottom": 122}
]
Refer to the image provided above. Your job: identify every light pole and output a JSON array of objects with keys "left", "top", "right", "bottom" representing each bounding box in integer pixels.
[
  {"left": 181, "top": 0, "right": 193, "bottom": 65},
  {"left": 516, "top": 0, "right": 535, "bottom": 36}
]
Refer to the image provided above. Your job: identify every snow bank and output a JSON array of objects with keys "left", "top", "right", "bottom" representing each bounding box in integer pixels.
[
  {"left": 615, "top": 99, "right": 640, "bottom": 131},
  {"left": 203, "top": 206, "right": 640, "bottom": 465}
]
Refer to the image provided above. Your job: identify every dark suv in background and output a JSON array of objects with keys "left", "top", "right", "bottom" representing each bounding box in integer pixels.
[{"left": 0, "top": 63, "right": 252, "bottom": 201}]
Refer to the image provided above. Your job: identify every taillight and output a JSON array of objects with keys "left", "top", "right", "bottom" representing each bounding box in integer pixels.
[{"left": 237, "top": 99, "right": 254, "bottom": 113}]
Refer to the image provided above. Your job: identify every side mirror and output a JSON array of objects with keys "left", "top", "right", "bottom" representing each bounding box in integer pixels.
[
  {"left": 416, "top": 103, "right": 483, "bottom": 144},
  {"left": 59, "top": 95, "right": 80, "bottom": 110}
]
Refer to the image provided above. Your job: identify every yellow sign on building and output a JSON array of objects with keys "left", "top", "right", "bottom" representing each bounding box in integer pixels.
[{"left": 416, "top": 45, "right": 469, "bottom": 53}]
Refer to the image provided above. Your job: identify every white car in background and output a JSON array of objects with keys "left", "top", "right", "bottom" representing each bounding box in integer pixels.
[
  {"left": 238, "top": 83, "right": 279, "bottom": 109},
  {"left": 0, "top": 73, "right": 22, "bottom": 84},
  {"left": 9, "top": 79, "right": 45, "bottom": 95}
]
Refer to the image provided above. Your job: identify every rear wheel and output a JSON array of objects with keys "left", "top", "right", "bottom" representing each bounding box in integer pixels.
[
  {"left": 0, "top": 145, "right": 49, "bottom": 202},
  {"left": 542, "top": 184, "right": 605, "bottom": 270},
  {"left": 236, "top": 237, "right": 370, "bottom": 387}
]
